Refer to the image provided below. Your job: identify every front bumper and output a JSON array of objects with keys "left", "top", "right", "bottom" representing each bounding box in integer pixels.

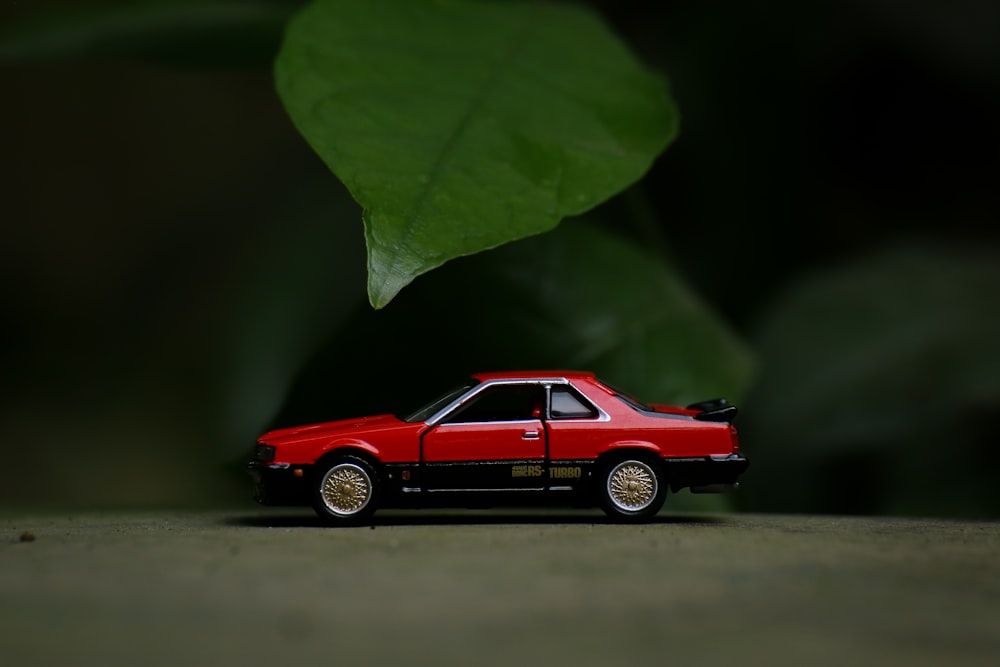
[
  {"left": 663, "top": 454, "right": 749, "bottom": 493},
  {"left": 247, "top": 460, "right": 311, "bottom": 506}
]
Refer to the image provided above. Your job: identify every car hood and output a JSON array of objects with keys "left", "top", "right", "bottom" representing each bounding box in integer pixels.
[{"left": 259, "top": 414, "right": 405, "bottom": 444}]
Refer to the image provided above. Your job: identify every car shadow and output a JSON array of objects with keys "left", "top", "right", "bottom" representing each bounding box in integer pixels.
[{"left": 223, "top": 510, "right": 729, "bottom": 528}]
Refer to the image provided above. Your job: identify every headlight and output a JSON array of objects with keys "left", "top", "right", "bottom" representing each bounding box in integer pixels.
[{"left": 255, "top": 444, "right": 276, "bottom": 462}]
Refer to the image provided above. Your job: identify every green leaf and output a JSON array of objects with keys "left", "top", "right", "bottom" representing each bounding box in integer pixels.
[
  {"left": 275, "top": 0, "right": 678, "bottom": 308},
  {"left": 0, "top": 1, "right": 296, "bottom": 67},
  {"left": 739, "top": 246, "right": 1000, "bottom": 517}
]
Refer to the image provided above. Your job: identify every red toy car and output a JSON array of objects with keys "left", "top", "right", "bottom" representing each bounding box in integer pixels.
[{"left": 248, "top": 371, "right": 748, "bottom": 523}]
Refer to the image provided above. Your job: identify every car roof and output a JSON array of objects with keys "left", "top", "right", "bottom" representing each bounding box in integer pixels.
[{"left": 471, "top": 370, "right": 597, "bottom": 382}]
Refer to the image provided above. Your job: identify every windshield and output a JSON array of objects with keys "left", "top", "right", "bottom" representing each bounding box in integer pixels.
[{"left": 401, "top": 380, "right": 479, "bottom": 423}]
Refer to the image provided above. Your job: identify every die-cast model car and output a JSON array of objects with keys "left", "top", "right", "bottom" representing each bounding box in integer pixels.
[{"left": 248, "top": 370, "right": 748, "bottom": 524}]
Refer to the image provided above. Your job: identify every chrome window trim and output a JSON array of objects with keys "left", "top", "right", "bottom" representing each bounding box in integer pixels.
[
  {"left": 550, "top": 382, "right": 611, "bottom": 423},
  {"left": 436, "top": 419, "right": 540, "bottom": 428},
  {"left": 426, "top": 378, "right": 569, "bottom": 426},
  {"left": 426, "top": 377, "right": 614, "bottom": 425}
]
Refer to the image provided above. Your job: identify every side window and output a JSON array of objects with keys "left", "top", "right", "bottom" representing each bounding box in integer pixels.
[
  {"left": 550, "top": 386, "right": 599, "bottom": 420},
  {"left": 443, "top": 384, "right": 543, "bottom": 423}
]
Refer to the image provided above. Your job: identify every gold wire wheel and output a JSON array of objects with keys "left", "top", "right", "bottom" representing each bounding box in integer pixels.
[
  {"left": 320, "top": 463, "right": 372, "bottom": 516},
  {"left": 607, "top": 460, "right": 658, "bottom": 511}
]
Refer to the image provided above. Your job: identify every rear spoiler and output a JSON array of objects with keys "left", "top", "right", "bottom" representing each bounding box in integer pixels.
[
  {"left": 686, "top": 398, "right": 728, "bottom": 412},
  {"left": 687, "top": 398, "right": 738, "bottom": 423}
]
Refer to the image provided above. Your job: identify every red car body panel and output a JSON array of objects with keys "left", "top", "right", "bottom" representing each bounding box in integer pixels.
[
  {"left": 261, "top": 414, "right": 424, "bottom": 463},
  {"left": 422, "top": 420, "right": 546, "bottom": 462}
]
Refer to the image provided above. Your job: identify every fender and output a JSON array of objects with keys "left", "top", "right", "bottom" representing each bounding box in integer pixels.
[
  {"left": 598, "top": 440, "right": 662, "bottom": 457},
  {"left": 318, "top": 438, "right": 382, "bottom": 462}
]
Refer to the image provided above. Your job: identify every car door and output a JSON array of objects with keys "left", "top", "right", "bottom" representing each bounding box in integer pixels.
[
  {"left": 544, "top": 383, "right": 606, "bottom": 490},
  {"left": 421, "top": 382, "right": 547, "bottom": 491}
]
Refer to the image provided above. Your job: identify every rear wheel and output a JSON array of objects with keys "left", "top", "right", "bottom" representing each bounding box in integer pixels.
[
  {"left": 598, "top": 456, "right": 666, "bottom": 522},
  {"left": 311, "top": 456, "right": 379, "bottom": 525}
]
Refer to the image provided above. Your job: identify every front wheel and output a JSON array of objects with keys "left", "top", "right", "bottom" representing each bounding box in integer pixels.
[
  {"left": 598, "top": 457, "right": 666, "bottom": 522},
  {"left": 311, "top": 456, "right": 379, "bottom": 525}
]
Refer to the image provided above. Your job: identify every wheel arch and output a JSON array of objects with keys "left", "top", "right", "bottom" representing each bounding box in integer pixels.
[
  {"left": 596, "top": 441, "right": 663, "bottom": 461},
  {"left": 313, "top": 443, "right": 382, "bottom": 474}
]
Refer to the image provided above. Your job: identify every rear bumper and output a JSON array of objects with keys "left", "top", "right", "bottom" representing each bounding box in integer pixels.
[
  {"left": 247, "top": 460, "right": 311, "bottom": 506},
  {"left": 663, "top": 454, "right": 749, "bottom": 493}
]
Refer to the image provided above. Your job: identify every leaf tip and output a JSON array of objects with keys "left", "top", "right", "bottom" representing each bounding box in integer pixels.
[
  {"left": 365, "top": 238, "right": 419, "bottom": 310},
  {"left": 366, "top": 283, "right": 396, "bottom": 310}
]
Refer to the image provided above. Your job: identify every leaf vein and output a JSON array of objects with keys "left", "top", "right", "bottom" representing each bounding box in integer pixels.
[{"left": 375, "top": 24, "right": 529, "bottom": 285}]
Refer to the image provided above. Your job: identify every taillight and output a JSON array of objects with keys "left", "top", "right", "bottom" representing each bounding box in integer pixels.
[
  {"left": 729, "top": 426, "right": 740, "bottom": 454},
  {"left": 255, "top": 444, "right": 276, "bottom": 462}
]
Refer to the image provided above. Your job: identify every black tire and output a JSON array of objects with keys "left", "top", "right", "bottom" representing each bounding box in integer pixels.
[
  {"left": 311, "top": 455, "right": 379, "bottom": 525},
  {"left": 598, "top": 455, "right": 666, "bottom": 522}
]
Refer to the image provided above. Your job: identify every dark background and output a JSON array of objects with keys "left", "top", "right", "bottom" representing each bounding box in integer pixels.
[{"left": 2, "top": 0, "right": 998, "bottom": 515}]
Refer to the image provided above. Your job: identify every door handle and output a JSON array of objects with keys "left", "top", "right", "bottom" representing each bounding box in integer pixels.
[{"left": 522, "top": 431, "right": 540, "bottom": 440}]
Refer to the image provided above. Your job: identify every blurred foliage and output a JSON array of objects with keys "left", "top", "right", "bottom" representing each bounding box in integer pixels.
[
  {"left": 276, "top": 0, "right": 677, "bottom": 307},
  {"left": 0, "top": 0, "right": 297, "bottom": 67},
  {"left": 1, "top": 0, "right": 998, "bottom": 517},
  {"left": 740, "top": 247, "right": 1000, "bottom": 517}
]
